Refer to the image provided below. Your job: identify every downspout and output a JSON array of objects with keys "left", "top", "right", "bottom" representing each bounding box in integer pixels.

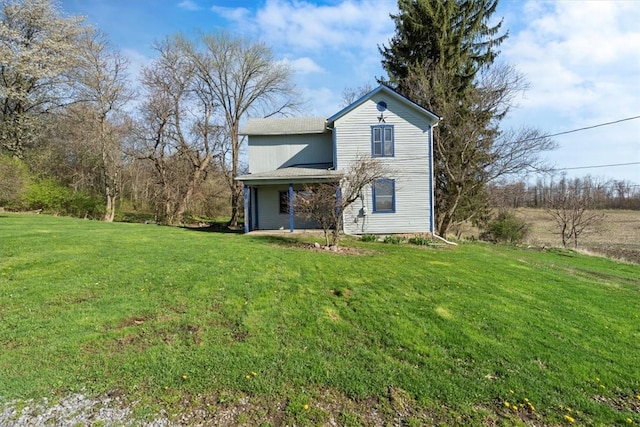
[{"left": 328, "top": 123, "right": 337, "bottom": 170}]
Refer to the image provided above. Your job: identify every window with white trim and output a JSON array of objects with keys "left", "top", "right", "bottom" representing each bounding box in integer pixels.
[
  {"left": 371, "top": 125, "right": 394, "bottom": 157},
  {"left": 372, "top": 179, "right": 395, "bottom": 213}
]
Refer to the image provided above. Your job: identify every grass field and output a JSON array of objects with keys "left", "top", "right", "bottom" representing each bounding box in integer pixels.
[
  {"left": 459, "top": 208, "right": 640, "bottom": 264},
  {"left": 0, "top": 213, "right": 639, "bottom": 426}
]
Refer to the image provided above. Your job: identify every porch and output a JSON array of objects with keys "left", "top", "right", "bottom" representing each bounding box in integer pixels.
[{"left": 236, "top": 166, "right": 342, "bottom": 233}]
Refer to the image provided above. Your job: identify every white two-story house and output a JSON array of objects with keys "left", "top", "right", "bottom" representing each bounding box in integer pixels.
[{"left": 236, "top": 85, "right": 441, "bottom": 235}]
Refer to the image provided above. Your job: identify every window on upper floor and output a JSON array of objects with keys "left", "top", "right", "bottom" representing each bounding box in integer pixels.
[
  {"left": 372, "top": 178, "right": 395, "bottom": 213},
  {"left": 371, "top": 125, "right": 394, "bottom": 157}
]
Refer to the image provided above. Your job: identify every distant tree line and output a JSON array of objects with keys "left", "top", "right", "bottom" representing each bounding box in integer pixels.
[{"left": 488, "top": 176, "right": 640, "bottom": 211}]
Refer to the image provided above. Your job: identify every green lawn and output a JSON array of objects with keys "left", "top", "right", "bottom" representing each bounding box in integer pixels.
[{"left": 0, "top": 213, "right": 638, "bottom": 425}]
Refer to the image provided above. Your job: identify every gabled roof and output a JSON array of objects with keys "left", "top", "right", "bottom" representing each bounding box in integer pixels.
[
  {"left": 240, "top": 117, "right": 327, "bottom": 135},
  {"left": 326, "top": 84, "right": 441, "bottom": 126}
]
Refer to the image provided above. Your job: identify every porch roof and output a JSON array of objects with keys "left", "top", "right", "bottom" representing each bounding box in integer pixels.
[{"left": 236, "top": 166, "right": 342, "bottom": 184}]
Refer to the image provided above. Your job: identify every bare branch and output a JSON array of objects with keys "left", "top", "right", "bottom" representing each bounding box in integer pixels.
[{"left": 294, "top": 156, "right": 386, "bottom": 247}]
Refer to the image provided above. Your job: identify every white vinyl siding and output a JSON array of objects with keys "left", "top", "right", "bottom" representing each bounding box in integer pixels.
[
  {"left": 248, "top": 133, "right": 333, "bottom": 173},
  {"left": 335, "top": 98, "right": 433, "bottom": 235}
]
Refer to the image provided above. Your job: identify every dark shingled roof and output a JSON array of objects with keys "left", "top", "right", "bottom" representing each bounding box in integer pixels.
[{"left": 240, "top": 117, "right": 327, "bottom": 135}]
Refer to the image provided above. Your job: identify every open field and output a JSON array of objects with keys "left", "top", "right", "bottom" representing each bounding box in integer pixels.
[
  {"left": 459, "top": 208, "right": 640, "bottom": 264},
  {"left": 0, "top": 213, "right": 639, "bottom": 426}
]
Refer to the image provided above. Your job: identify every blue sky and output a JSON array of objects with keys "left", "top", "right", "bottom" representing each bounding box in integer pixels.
[{"left": 59, "top": 0, "right": 640, "bottom": 184}]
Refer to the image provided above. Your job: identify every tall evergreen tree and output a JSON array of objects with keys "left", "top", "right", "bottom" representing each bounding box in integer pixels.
[
  {"left": 380, "top": 0, "right": 509, "bottom": 237},
  {"left": 381, "top": 0, "right": 506, "bottom": 94}
]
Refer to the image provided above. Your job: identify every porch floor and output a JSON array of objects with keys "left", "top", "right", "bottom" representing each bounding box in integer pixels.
[{"left": 246, "top": 229, "right": 325, "bottom": 237}]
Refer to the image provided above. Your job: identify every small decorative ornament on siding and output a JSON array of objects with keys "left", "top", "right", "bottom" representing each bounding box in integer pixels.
[{"left": 377, "top": 101, "right": 387, "bottom": 123}]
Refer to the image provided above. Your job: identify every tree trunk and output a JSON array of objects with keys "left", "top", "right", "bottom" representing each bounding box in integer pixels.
[
  {"left": 228, "top": 182, "right": 242, "bottom": 227},
  {"left": 100, "top": 117, "right": 118, "bottom": 223},
  {"left": 104, "top": 191, "right": 116, "bottom": 222},
  {"left": 175, "top": 163, "right": 208, "bottom": 225},
  {"left": 228, "top": 125, "right": 241, "bottom": 227}
]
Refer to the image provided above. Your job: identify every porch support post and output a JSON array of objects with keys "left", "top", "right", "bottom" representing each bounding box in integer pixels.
[
  {"left": 243, "top": 184, "right": 250, "bottom": 233},
  {"left": 288, "top": 183, "right": 294, "bottom": 233},
  {"left": 253, "top": 187, "right": 259, "bottom": 230}
]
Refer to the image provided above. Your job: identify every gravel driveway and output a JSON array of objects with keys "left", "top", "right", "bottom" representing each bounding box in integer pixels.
[{"left": 0, "top": 393, "right": 172, "bottom": 426}]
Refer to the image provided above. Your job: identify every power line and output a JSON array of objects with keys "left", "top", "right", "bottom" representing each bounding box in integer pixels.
[
  {"left": 359, "top": 116, "right": 640, "bottom": 175},
  {"left": 459, "top": 114, "right": 640, "bottom": 146},
  {"left": 517, "top": 115, "right": 640, "bottom": 144},
  {"left": 549, "top": 162, "right": 640, "bottom": 172}
]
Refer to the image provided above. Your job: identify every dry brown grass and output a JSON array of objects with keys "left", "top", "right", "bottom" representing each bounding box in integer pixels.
[{"left": 458, "top": 208, "right": 640, "bottom": 263}]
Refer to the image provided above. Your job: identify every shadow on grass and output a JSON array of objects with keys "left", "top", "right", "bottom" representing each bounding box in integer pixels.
[
  {"left": 245, "top": 235, "right": 301, "bottom": 246},
  {"left": 180, "top": 221, "right": 244, "bottom": 234}
]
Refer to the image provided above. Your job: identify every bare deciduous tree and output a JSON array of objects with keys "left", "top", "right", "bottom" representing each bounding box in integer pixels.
[
  {"left": 75, "top": 30, "right": 135, "bottom": 221},
  {"left": 182, "top": 32, "right": 300, "bottom": 227},
  {"left": 546, "top": 175, "right": 605, "bottom": 248},
  {"left": 406, "top": 62, "right": 556, "bottom": 237},
  {"left": 294, "top": 156, "right": 386, "bottom": 247},
  {"left": 340, "top": 83, "right": 374, "bottom": 107},
  {"left": 136, "top": 36, "right": 225, "bottom": 225}
]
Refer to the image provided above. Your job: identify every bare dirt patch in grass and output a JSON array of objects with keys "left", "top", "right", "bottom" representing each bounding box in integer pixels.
[
  {"left": 264, "top": 239, "right": 377, "bottom": 255},
  {"left": 116, "top": 316, "right": 150, "bottom": 329}
]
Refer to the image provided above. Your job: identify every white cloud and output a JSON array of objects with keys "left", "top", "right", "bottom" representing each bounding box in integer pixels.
[
  {"left": 300, "top": 86, "right": 340, "bottom": 117},
  {"left": 121, "top": 48, "right": 151, "bottom": 80},
  {"left": 211, "top": 0, "right": 396, "bottom": 68},
  {"left": 501, "top": 1, "right": 640, "bottom": 182},
  {"left": 252, "top": 0, "right": 395, "bottom": 51},
  {"left": 210, "top": 5, "right": 251, "bottom": 22},
  {"left": 280, "top": 57, "right": 325, "bottom": 74},
  {"left": 504, "top": 0, "right": 640, "bottom": 123},
  {"left": 177, "top": 0, "right": 200, "bottom": 11},
  {"left": 210, "top": 0, "right": 397, "bottom": 116}
]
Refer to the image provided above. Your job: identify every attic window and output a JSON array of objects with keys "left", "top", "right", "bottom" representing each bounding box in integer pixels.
[{"left": 371, "top": 125, "right": 394, "bottom": 157}]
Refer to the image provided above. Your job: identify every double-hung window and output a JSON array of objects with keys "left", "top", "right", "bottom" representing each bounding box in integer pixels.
[
  {"left": 372, "top": 179, "right": 395, "bottom": 213},
  {"left": 371, "top": 125, "right": 394, "bottom": 157}
]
